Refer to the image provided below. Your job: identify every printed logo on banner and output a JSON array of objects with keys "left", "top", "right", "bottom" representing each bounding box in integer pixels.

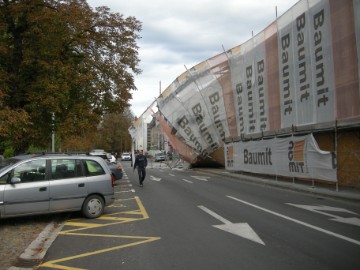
[
  {"left": 226, "top": 144, "right": 234, "bottom": 168},
  {"left": 288, "top": 139, "right": 308, "bottom": 173}
]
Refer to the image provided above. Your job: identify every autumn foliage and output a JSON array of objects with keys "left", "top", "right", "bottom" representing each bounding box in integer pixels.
[{"left": 0, "top": 0, "right": 141, "bottom": 153}]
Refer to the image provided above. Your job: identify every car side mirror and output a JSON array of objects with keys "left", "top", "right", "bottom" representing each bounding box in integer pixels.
[{"left": 10, "top": 177, "right": 21, "bottom": 184}]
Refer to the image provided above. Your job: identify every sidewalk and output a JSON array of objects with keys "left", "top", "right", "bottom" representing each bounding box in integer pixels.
[{"left": 192, "top": 167, "right": 360, "bottom": 203}]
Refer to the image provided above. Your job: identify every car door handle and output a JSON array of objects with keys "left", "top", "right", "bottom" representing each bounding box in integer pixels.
[
  {"left": 78, "top": 183, "right": 85, "bottom": 187},
  {"left": 39, "top": 187, "right": 47, "bottom": 192}
]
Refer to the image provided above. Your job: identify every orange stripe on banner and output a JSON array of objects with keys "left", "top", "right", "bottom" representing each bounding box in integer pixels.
[
  {"left": 265, "top": 22, "right": 281, "bottom": 131},
  {"left": 330, "top": 0, "right": 360, "bottom": 119},
  {"left": 293, "top": 140, "right": 305, "bottom": 162},
  {"left": 207, "top": 53, "right": 238, "bottom": 138},
  {"left": 228, "top": 145, "right": 233, "bottom": 160}
]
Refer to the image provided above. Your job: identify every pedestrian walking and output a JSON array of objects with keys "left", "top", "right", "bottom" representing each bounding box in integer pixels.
[{"left": 133, "top": 150, "right": 147, "bottom": 186}]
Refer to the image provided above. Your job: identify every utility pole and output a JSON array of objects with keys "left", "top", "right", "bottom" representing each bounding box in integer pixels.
[{"left": 51, "top": 112, "right": 55, "bottom": 152}]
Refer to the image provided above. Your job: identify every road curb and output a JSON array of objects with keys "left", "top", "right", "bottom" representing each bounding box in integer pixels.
[{"left": 9, "top": 220, "right": 65, "bottom": 270}]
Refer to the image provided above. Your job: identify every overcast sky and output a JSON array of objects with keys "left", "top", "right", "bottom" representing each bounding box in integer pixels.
[{"left": 87, "top": 0, "right": 299, "bottom": 117}]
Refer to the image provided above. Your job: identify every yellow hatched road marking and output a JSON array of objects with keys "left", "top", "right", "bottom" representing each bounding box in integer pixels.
[
  {"left": 60, "top": 219, "right": 133, "bottom": 234},
  {"left": 40, "top": 196, "right": 160, "bottom": 269},
  {"left": 116, "top": 197, "right": 136, "bottom": 201},
  {"left": 96, "top": 216, "right": 138, "bottom": 221},
  {"left": 62, "top": 196, "right": 148, "bottom": 233},
  {"left": 63, "top": 222, "right": 103, "bottom": 228},
  {"left": 135, "top": 196, "right": 149, "bottom": 219},
  {"left": 40, "top": 235, "right": 161, "bottom": 270},
  {"left": 120, "top": 209, "right": 143, "bottom": 215},
  {"left": 105, "top": 209, "right": 143, "bottom": 217}
]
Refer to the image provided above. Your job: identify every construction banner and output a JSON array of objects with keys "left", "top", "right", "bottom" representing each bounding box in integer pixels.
[
  {"left": 156, "top": 0, "right": 359, "bottom": 164},
  {"left": 225, "top": 134, "right": 337, "bottom": 182}
]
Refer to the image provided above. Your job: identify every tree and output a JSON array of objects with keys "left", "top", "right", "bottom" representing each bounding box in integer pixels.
[
  {"left": 0, "top": 0, "right": 141, "bottom": 153},
  {"left": 95, "top": 108, "right": 134, "bottom": 154}
]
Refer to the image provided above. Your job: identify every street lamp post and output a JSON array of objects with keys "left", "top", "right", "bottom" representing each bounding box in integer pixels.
[{"left": 51, "top": 112, "right": 55, "bottom": 152}]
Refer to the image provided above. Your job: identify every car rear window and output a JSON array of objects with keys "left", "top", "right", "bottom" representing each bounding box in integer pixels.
[{"left": 84, "top": 160, "right": 105, "bottom": 176}]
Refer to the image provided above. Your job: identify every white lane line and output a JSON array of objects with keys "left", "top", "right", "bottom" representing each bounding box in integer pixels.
[
  {"left": 191, "top": 176, "right": 210, "bottom": 181},
  {"left": 287, "top": 204, "right": 360, "bottom": 227},
  {"left": 182, "top": 179, "right": 193, "bottom": 184},
  {"left": 116, "top": 184, "right": 132, "bottom": 188},
  {"left": 115, "top": 189, "right": 135, "bottom": 193},
  {"left": 150, "top": 175, "right": 162, "bottom": 181},
  {"left": 227, "top": 196, "right": 360, "bottom": 246}
]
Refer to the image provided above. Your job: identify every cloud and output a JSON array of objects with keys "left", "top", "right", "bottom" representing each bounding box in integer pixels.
[{"left": 87, "top": 0, "right": 298, "bottom": 116}]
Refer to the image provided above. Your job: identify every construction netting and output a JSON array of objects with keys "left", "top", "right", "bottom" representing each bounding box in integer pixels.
[{"left": 155, "top": 0, "right": 359, "bottom": 181}]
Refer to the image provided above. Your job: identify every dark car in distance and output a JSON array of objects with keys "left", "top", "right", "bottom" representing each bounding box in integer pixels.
[{"left": 89, "top": 151, "right": 123, "bottom": 181}]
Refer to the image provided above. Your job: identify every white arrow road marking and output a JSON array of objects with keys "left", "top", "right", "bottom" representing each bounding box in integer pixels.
[
  {"left": 198, "top": 205, "right": 265, "bottom": 245},
  {"left": 287, "top": 204, "right": 360, "bottom": 227},
  {"left": 191, "top": 176, "right": 210, "bottom": 181},
  {"left": 228, "top": 196, "right": 360, "bottom": 246},
  {"left": 169, "top": 174, "right": 175, "bottom": 176},
  {"left": 150, "top": 175, "right": 162, "bottom": 181},
  {"left": 182, "top": 179, "right": 193, "bottom": 184}
]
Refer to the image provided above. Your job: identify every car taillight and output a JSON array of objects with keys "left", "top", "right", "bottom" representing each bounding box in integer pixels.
[{"left": 110, "top": 174, "right": 115, "bottom": 187}]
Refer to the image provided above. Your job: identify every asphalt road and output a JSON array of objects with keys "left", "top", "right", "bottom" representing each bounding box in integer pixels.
[{"left": 38, "top": 161, "right": 360, "bottom": 270}]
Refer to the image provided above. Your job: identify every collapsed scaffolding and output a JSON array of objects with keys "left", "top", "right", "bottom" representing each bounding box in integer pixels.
[{"left": 130, "top": 0, "right": 360, "bottom": 188}]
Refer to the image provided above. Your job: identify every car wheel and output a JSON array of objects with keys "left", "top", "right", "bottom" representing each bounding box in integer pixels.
[{"left": 82, "top": 195, "right": 104, "bottom": 218}]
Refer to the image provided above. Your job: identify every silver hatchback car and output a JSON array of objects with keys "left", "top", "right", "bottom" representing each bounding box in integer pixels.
[{"left": 0, "top": 154, "right": 115, "bottom": 219}]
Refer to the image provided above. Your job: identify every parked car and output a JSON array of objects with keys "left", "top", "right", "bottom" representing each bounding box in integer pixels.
[
  {"left": 109, "top": 155, "right": 116, "bottom": 163},
  {"left": 89, "top": 152, "right": 123, "bottom": 180},
  {"left": 89, "top": 151, "right": 108, "bottom": 161},
  {"left": 155, "top": 153, "right": 165, "bottom": 162},
  {"left": 107, "top": 162, "right": 123, "bottom": 180},
  {"left": 0, "top": 154, "right": 115, "bottom": 219},
  {"left": 121, "top": 152, "right": 131, "bottom": 161}
]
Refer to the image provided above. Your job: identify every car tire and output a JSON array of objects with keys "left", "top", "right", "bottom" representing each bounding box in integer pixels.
[{"left": 82, "top": 195, "right": 104, "bottom": 218}]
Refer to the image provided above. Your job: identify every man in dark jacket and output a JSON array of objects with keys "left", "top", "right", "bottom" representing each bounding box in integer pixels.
[{"left": 133, "top": 150, "right": 148, "bottom": 186}]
